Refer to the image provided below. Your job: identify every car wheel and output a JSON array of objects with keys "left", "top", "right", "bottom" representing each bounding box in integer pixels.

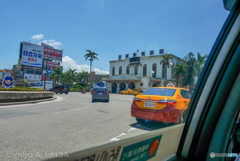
[
  {"left": 92, "top": 99, "right": 95, "bottom": 102},
  {"left": 136, "top": 118, "right": 145, "bottom": 124},
  {"left": 128, "top": 92, "right": 130, "bottom": 95},
  {"left": 106, "top": 99, "right": 109, "bottom": 103},
  {"left": 55, "top": 92, "right": 58, "bottom": 94},
  {"left": 59, "top": 90, "right": 63, "bottom": 94},
  {"left": 65, "top": 92, "right": 68, "bottom": 94}
]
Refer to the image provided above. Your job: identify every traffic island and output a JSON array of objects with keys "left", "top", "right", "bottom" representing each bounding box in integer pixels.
[{"left": 0, "top": 91, "right": 55, "bottom": 103}]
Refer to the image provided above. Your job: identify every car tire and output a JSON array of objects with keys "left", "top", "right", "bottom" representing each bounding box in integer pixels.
[
  {"left": 65, "top": 92, "right": 68, "bottom": 94},
  {"left": 92, "top": 99, "right": 95, "bottom": 102},
  {"left": 55, "top": 92, "right": 58, "bottom": 94},
  {"left": 59, "top": 90, "right": 63, "bottom": 94},
  {"left": 128, "top": 92, "right": 130, "bottom": 95},
  {"left": 106, "top": 100, "right": 109, "bottom": 103},
  {"left": 136, "top": 118, "right": 145, "bottom": 124}
]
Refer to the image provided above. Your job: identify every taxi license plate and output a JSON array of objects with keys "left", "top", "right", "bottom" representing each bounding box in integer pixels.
[{"left": 144, "top": 102, "right": 155, "bottom": 108}]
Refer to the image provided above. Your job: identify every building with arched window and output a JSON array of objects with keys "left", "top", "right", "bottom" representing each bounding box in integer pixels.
[{"left": 103, "top": 50, "right": 183, "bottom": 93}]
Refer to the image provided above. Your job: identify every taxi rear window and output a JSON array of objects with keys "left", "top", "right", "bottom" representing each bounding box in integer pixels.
[{"left": 142, "top": 88, "right": 176, "bottom": 96}]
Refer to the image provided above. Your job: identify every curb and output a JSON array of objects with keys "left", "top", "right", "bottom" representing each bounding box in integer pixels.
[{"left": 0, "top": 96, "right": 57, "bottom": 106}]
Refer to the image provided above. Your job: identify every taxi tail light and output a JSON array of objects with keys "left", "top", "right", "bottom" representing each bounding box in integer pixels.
[
  {"left": 133, "top": 98, "right": 141, "bottom": 102},
  {"left": 93, "top": 91, "right": 95, "bottom": 94},
  {"left": 158, "top": 100, "right": 176, "bottom": 106},
  {"left": 106, "top": 91, "right": 109, "bottom": 94}
]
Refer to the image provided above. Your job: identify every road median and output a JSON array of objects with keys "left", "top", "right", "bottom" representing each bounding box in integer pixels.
[{"left": 0, "top": 91, "right": 55, "bottom": 105}]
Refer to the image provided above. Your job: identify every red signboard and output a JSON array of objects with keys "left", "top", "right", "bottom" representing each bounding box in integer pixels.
[
  {"left": 46, "top": 60, "right": 60, "bottom": 69},
  {"left": 43, "top": 47, "right": 63, "bottom": 61}
]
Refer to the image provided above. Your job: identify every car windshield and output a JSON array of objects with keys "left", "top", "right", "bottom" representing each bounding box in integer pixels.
[
  {"left": 142, "top": 88, "right": 177, "bottom": 96},
  {"left": 96, "top": 88, "right": 107, "bottom": 91},
  {"left": 0, "top": 0, "right": 230, "bottom": 161}
]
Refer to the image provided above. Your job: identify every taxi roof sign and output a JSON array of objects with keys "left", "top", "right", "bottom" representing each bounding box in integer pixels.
[{"left": 166, "top": 83, "right": 175, "bottom": 87}]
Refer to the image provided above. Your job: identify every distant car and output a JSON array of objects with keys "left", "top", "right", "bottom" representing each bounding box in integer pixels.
[
  {"left": 120, "top": 88, "right": 135, "bottom": 95},
  {"left": 92, "top": 87, "right": 109, "bottom": 102},
  {"left": 50, "top": 85, "right": 70, "bottom": 94},
  {"left": 131, "top": 87, "right": 192, "bottom": 124},
  {"left": 133, "top": 89, "right": 146, "bottom": 95}
]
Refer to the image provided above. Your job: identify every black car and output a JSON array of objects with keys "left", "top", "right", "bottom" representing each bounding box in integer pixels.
[{"left": 50, "top": 85, "right": 70, "bottom": 94}]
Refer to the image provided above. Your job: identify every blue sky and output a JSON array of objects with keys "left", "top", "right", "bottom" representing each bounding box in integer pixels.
[{"left": 0, "top": 0, "right": 229, "bottom": 74}]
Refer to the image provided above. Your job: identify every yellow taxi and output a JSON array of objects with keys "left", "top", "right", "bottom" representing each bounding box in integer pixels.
[
  {"left": 133, "top": 89, "right": 146, "bottom": 95},
  {"left": 131, "top": 87, "right": 192, "bottom": 124},
  {"left": 120, "top": 88, "right": 135, "bottom": 95}
]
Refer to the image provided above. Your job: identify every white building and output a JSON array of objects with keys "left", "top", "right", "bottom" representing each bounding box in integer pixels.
[{"left": 103, "top": 50, "right": 182, "bottom": 93}]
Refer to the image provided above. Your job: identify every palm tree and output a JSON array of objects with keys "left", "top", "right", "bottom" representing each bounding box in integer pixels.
[
  {"left": 173, "top": 63, "right": 187, "bottom": 87},
  {"left": 195, "top": 52, "right": 208, "bottom": 78},
  {"left": 68, "top": 68, "right": 77, "bottom": 87},
  {"left": 160, "top": 52, "right": 173, "bottom": 80},
  {"left": 49, "top": 66, "right": 63, "bottom": 85},
  {"left": 81, "top": 70, "right": 89, "bottom": 83},
  {"left": 84, "top": 50, "right": 99, "bottom": 83}
]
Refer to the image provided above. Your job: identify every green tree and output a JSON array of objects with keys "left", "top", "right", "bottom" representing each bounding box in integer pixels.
[
  {"left": 67, "top": 68, "right": 77, "bottom": 87},
  {"left": 84, "top": 50, "right": 99, "bottom": 83},
  {"left": 195, "top": 52, "right": 208, "bottom": 78},
  {"left": 184, "top": 52, "right": 196, "bottom": 87},
  {"left": 173, "top": 63, "right": 188, "bottom": 87},
  {"left": 49, "top": 66, "right": 63, "bottom": 85},
  {"left": 160, "top": 52, "right": 173, "bottom": 80},
  {"left": 76, "top": 70, "right": 89, "bottom": 83}
]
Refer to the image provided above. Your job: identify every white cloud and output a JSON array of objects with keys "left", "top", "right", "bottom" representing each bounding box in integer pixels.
[
  {"left": 32, "top": 34, "right": 44, "bottom": 40},
  {"left": 61, "top": 56, "right": 109, "bottom": 75},
  {"left": 40, "top": 39, "right": 62, "bottom": 49}
]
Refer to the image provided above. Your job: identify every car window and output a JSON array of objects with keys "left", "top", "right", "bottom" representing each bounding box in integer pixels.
[
  {"left": 142, "top": 88, "right": 176, "bottom": 96},
  {"left": 96, "top": 88, "right": 107, "bottom": 91}
]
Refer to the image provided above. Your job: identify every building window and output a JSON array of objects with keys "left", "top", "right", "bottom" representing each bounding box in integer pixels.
[
  {"left": 150, "top": 50, "right": 154, "bottom": 56},
  {"left": 152, "top": 63, "right": 156, "bottom": 78},
  {"left": 134, "top": 66, "right": 138, "bottom": 75},
  {"left": 112, "top": 67, "right": 115, "bottom": 76},
  {"left": 143, "top": 64, "right": 147, "bottom": 76},
  {"left": 126, "top": 66, "right": 130, "bottom": 74},
  {"left": 119, "top": 66, "right": 122, "bottom": 75}
]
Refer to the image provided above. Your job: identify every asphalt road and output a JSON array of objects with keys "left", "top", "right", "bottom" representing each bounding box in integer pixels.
[{"left": 0, "top": 92, "right": 172, "bottom": 161}]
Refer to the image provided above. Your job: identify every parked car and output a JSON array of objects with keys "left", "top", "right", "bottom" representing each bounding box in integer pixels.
[
  {"left": 133, "top": 89, "right": 146, "bottom": 95},
  {"left": 50, "top": 85, "right": 70, "bottom": 94},
  {"left": 120, "top": 88, "right": 135, "bottom": 95},
  {"left": 92, "top": 87, "right": 109, "bottom": 102},
  {"left": 131, "top": 87, "right": 192, "bottom": 124}
]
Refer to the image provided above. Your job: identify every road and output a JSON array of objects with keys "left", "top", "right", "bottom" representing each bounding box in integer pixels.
[{"left": 0, "top": 92, "right": 171, "bottom": 161}]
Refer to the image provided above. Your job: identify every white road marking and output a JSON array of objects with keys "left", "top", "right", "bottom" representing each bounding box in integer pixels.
[
  {"left": 108, "top": 128, "right": 136, "bottom": 142},
  {"left": 55, "top": 106, "right": 90, "bottom": 115}
]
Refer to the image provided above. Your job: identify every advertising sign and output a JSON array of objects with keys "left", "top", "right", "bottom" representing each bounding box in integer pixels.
[
  {"left": 21, "top": 42, "right": 44, "bottom": 68},
  {"left": 0, "top": 70, "right": 3, "bottom": 79},
  {"left": 46, "top": 60, "right": 60, "bottom": 69},
  {"left": 1, "top": 76, "right": 14, "bottom": 88},
  {"left": 43, "top": 47, "right": 63, "bottom": 61},
  {"left": 24, "top": 74, "right": 42, "bottom": 81},
  {"left": 17, "top": 59, "right": 22, "bottom": 70}
]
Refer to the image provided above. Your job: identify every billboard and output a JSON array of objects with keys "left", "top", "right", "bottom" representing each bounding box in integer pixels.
[
  {"left": 46, "top": 60, "right": 60, "bottom": 69},
  {"left": 24, "top": 74, "right": 42, "bottom": 81},
  {"left": 43, "top": 47, "right": 63, "bottom": 61},
  {"left": 21, "top": 42, "right": 44, "bottom": 68}
]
